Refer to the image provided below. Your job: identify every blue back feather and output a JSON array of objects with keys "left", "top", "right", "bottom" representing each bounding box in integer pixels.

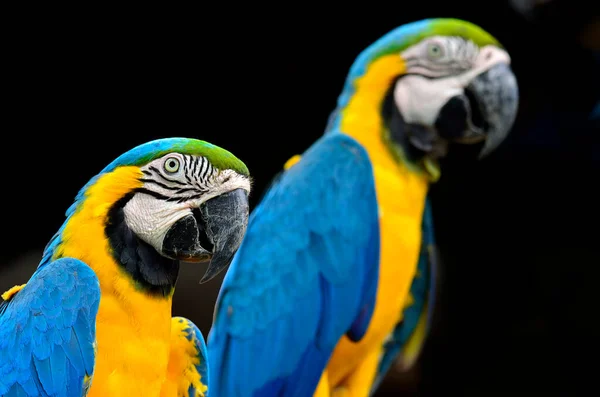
[{"left": 207, "top": 132, "right": 380, "bottom": 397}]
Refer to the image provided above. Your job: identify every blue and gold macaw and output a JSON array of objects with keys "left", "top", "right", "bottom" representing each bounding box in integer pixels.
[
  {"left": 207, "top": 18, "right": 519, "bottom": 397},
  {"left": 0, "top": 138, "right": 251, "bottom": 396}
]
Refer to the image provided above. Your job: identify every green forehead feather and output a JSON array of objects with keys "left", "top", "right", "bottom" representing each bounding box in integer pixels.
[
  {"left": 363, "top": 18, "right": 501, "bottom": 65},
  {"left": 102, "top": 137, "right": 249, "bottom": 176}
]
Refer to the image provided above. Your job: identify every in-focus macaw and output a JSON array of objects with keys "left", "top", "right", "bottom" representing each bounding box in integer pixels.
[
  {"left": 0, "top": 138, "right": 251, "bottom": 397},
  {"left": 207, "top": 18, "right": 519, "bottom": 397}
]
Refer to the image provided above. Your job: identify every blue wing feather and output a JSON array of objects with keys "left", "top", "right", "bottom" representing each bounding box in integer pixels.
[
  {"left": 207, "top": 132, "right": 380, "bottom": 397},
  {"left": 370, "top": 198, "right": 438, "bottom": 394},
  {"left": 0, "top": 258, "right": 101, "bottom": 397}
]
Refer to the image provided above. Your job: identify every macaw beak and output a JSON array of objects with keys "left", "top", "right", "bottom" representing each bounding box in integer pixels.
[
  {"left": 470, "top": 63, "right": 520, "bottom": 158},
  {"left": 161, "top": 188, "right": 249, "bottom": 283},
  {"left": 199, "top": 188, "right": 250, "bottom": 283},
  {"left": 435, "top": 62, "right": 519, "bottom": 159}
]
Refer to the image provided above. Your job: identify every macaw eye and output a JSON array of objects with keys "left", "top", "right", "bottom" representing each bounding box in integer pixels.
[
  {"left": 427, "top": 42, "right": 443, "bottom": 59},
  {"left": 163, "top": 157, "right": 180, "bottom": 173}
]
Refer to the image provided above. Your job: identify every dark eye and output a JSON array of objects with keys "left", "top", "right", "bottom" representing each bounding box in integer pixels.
[
  {"left": 427, "top": 43, "right": 443, "bottom": 59},
  {"left": 163, "top": 157, "right": 180, "bottom": 173}
]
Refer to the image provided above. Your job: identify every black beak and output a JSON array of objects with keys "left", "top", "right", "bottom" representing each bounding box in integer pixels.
[
  {"left": 435, "top": 62, "right": 519, "bottom": 158},
  {"left": 199, "top": 188, "right": 249, "bottom": 283},
  {"left": 161, "top": 188, "right": 249, "bottom": 283}
]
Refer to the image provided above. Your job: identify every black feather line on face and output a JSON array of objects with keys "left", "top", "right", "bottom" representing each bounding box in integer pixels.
[
  {"left": 105, "top": 193, "right": 179, "bottom": 298},
  {"left": 140, "top": 156, "right": 214, "bottom": 203},
  {"left": 148, "top": 166, "right": 187, "bottom": 186},
  {"left": 139, "top": 178, "right": 182, "bottom": 191}
]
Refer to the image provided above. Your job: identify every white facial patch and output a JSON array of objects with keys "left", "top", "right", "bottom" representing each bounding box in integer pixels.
[
  {"left": 123, "top": 194, "right": 192, "bottom": 252},
  {"left": 394, "top": 36, "right": 511, "bottom": 127},
  {"left": 122, "top": 153, "right": 251, "bottom": 253}
]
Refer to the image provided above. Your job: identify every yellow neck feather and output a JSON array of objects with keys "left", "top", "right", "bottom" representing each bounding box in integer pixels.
[
  {"left": 340, "top": 54, "right": 407, "bottom": 154},
  {"left": 339, "top": 54, "right": 439, "bottom": 182}
]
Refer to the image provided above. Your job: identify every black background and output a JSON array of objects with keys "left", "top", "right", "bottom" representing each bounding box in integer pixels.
[{"left": 1, "top": 1, "right": 599, "bottom": 395}]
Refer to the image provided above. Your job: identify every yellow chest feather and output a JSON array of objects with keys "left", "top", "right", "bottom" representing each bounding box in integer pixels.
[{"left": 90, "top": 295, "right": 173, "bottom": 396}]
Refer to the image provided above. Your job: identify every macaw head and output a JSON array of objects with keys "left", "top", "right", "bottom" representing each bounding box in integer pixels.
[
  {"left": 332, "top": 18, "right": 519, "bottom": 180},
  {"left": 47, "top": 138, "right": 250, "bottom": 294}
]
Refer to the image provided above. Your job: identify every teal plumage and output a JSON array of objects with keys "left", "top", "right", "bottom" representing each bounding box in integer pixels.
[
  {"left": 0, "top": 258, "right": 100, "bottom": 396},
  {"left": 208, "top": 133, "right": 380, "bottom": 396}
]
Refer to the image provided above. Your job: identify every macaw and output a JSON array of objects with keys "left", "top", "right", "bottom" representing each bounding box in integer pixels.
[
  {"left": 0, "top": 138, "right": 251, "bottom": 397},
  {"left": 207, "top": 18, "right": 519, "bottom": 397}
]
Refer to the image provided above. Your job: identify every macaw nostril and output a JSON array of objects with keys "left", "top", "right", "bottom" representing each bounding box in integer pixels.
[{"left": 192, "top": 207, "right": 214, "bottom": 253}]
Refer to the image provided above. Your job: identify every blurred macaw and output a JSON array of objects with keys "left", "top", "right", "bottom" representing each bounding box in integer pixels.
[
  {"left": 0, "top": 138, "right": 251, "bottom": 397},
  {"left": 207, "top": 18, "right": 519, "bottom": 397}
]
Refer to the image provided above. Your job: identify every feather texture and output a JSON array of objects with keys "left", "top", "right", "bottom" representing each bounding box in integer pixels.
[
  {"left": 181, "top": 318, "right": 209, "bottom": 397},
  {"left": 0, "top": 258, "right": 100, "bottom": 397},
  {"left": 207, "top": 133, "right": 380, "bottom": 397}
]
